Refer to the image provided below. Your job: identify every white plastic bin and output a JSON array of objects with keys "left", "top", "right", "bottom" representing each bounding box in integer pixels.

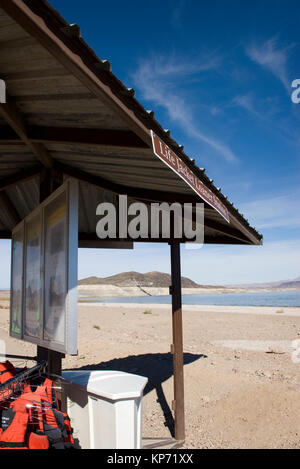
[{"left": 62, "top": 370, "right": 148, "bottom": 449}]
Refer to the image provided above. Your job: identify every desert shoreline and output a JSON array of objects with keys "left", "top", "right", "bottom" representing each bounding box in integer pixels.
[
  {"left": 78, "top": 284, "right": 300, "bottom": 299},
  {"left": 79, "top": 301, "right": 300, "bottom": 316},
  {"left": 1, "top": 297, "right": 300, "bottom": 448}
]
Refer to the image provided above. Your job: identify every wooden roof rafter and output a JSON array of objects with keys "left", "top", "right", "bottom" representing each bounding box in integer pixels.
[{"left": 0, "top": 96, "right": 53, "bottom": 169}]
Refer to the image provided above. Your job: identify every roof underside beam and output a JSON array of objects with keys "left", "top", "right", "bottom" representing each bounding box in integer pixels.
[
  {"left": 53, "top": 163, "right": 253, "bottom": 243},
  {"left": 54, "top": 161, "right": 199, "bottom": 204},
  {"left": 0, "top": 231, "right": 11, "bottom": 239},
  {"left": 0, "top": 126, "right": 149, "bottom": 149},
  {"left": 204, "top": 218, "right": 250, "bottom": 244},
  {"left": 0, "top": 162, "right": 253, "bottom": 244},
  {"left": 78, "top": 234, "right": 251, "bottom": 245},
  {"left": 0, "top": 230, "right": 253, "bottom": 244}
]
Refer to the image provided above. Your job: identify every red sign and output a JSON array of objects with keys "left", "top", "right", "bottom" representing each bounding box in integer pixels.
[{"left": 151, "top": 131, "right": 230, "bottom": 223}]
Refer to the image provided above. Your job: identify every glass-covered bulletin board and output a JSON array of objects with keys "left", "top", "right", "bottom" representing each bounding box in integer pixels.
[{"left": 10, "top": 179, "right": 78, "bottom": 355}]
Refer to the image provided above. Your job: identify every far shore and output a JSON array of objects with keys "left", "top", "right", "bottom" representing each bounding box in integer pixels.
[
  {"left": 77, "top": 284, "right": 300, "bottom": 299},
  {"left": 1, "top": 285, "right": 299, "bottom": 302}
]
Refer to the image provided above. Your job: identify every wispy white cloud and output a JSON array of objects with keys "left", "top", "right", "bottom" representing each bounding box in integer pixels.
[
  {"left": 170, "top": 0, "right": 186, "bottom": 29},
  {"left": 233, "top": 93, "right": 264, "bottom": 119},
  {"left": 246, "top": 37, "right": 293, "bottom": 92},
  {"left": 209, "top": 105, "right": 222, "bottom": 116},
  {"left": 132, "top": 54, "right": 238, "bottom": 163},
  {"left": 239, "top": 192, "right": 300, "bottom": 230},
  {"left": 232, "top": 91, "right": 300, "bottom": 148}
]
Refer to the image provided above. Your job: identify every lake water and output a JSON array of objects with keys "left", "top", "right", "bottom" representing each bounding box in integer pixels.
[{"left": 82, "top": 290, "right": 300, "bottom": 307}]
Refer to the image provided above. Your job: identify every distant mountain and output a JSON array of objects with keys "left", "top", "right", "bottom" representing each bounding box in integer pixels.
[
  {"left": 78, "top": 272, "right": 300, "bottom": 291},
  {"left": 228, "top": 276, "right": 300, "bottom": 290},
  {"left": 279, "top": 281, "right": 300, "bottom": 289},
  {"left": 78, "top": 271, "right": 222, "bottom": 289}
]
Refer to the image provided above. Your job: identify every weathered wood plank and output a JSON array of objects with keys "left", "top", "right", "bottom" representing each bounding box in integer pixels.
[
  {"left": 0, "top": 165, "right": 43, "bottom": 191},
  {"left": 23, "top": 112, "right": 127, "bottom": 129},
  {"left": 2, "top": 68, "right": 70, "bottom": 82},
  {"left": 45, "top": 143, "right": 150, "bottom": 156},
  {"left": 0, "top": 190, "right": 21, "bottom": 226},
  {"left": 49, "top": 153, "right": 160, "bottom": 167},
  {"left": 18, "top": 126, "right": 148, "bottom": 148},
  {"left": 17, "top": 98, "right": 117, "bottom": 114},
  {"left": 106, "top": 176, "right": 191, "bottom": 193},
  {"left": 0, "top": 42, "right": 58, "bottom": 62},
  {"left": 59, "top": 161, "right": 176, "bottom": 179},
  {"left": 0, "top": 36, "right": 37, "bottom": 49}
]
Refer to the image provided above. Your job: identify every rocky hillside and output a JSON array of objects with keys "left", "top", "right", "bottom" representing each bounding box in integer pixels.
[{"left": 78, "top": 271, "right": 219, "bottom": 288}]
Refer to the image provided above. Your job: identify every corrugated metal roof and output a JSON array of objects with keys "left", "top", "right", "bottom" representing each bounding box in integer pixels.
[{"left": 0, "top": 0, "right": 262, "bottom": 245}]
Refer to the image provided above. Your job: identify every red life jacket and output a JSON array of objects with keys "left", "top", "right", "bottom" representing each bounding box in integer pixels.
[
  {"left": 1, "top": 368, "right": 74, "bottom": 449},
  {"left": 23, "top": 377, "right": 59, "bottom": 409},
  {"left": 40, "top": 382, "right": 74, "bottom": 449},
  {"left": 0, "top": 409, "right": 29, "bottom": 449},
  {"left": 27, "top": 378, "right": 74, "bottom": 447},
  {"left": 43, "top": 378, "right": 59, "bottom": 410},
  {"left": 0, "top": 361, "right": 16, "bottom": 384},
  {"left": 62, "top": 413, "right": 74, "bottom": 447},
  {"left": 0, "top": 402, "right": 49, "bottom": 449},
  {"left": 12, "top": 384, "right": 74, "bottom": 449}
]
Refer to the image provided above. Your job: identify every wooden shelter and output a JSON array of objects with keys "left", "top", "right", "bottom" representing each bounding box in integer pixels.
[{"left": 0, "top": 0, "right": 262, "bottom": 444}]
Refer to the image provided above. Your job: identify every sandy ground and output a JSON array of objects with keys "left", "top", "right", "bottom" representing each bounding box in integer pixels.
[{"left": 1, "top": 293, "right": 300, "bottom": 449}]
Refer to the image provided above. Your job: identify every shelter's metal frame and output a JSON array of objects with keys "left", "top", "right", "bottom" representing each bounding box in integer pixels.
[{"left": 0, "top": 0, "right": 262, "bottom": 443}]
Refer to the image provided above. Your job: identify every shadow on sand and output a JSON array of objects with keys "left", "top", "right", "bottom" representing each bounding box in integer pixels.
[{"left": 71, "top": 352, "right": 206, "bottom": 437}]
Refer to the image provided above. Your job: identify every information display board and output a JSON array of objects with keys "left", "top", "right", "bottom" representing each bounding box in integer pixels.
[{"left": 10, "top": 179, "right": 78, "bottom": 355}]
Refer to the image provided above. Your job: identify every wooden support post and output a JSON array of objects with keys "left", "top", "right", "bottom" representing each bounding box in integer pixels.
[
  {"left": 48, "top": 351, "right": 65, "bottom": 376},
  {"left": 36, "top": 346, "right": 48, "bottom": 363},
  {"left": 170, "top": 241, "right": 185, "bottom": 441}
]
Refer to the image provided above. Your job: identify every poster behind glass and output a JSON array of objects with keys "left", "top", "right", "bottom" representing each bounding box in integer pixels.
[
  {"left": 10, "top": 226, "right": 24, "bottom": 337},
  {"left": 24, "top": 214, "right": 42, "bottom": 339},
  {"left": 44, "top": 192, "right": 67, "bottom": 345}
]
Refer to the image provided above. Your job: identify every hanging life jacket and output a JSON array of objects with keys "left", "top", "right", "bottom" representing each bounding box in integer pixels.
[
  {"left": 0, "top": 361, "right": 16, "bottom": 385},
  {"left": 12, "top": 385, "right": 74, "bottom": 449},
  {"left": 0, "top": 366, "right": 74, "bottom": 450},
  {"left": 23, "top": 377, "right": 59, "bottom": 410},
  {"left": 29, "top": 378, "right": 74, "bottom": 448},
  {"left": 0, "top": 404, "right": 49, "bottom": 449}
]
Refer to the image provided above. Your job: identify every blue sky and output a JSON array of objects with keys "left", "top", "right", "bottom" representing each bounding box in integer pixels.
[{"left": 1, "top": 0, "right": 300, "bottom": 287}]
